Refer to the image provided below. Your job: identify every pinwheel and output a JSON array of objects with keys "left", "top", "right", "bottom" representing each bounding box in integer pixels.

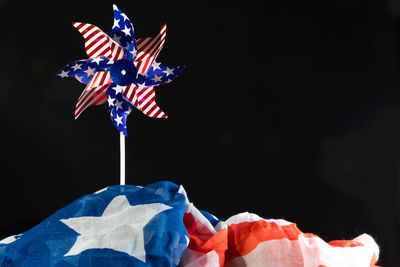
[
  {"left": 56, "top": 5, "right": 184, "bottom": 185},
  {"left": 56, "top": 4, "right": 184, "bottom": 136}
]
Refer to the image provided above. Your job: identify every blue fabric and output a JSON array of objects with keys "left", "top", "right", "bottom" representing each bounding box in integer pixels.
[{"left": 0, "top": 181, "right": 189, "bottom": 267}]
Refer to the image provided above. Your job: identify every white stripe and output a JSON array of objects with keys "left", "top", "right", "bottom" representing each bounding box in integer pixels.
[
  {"left": 95, "top": 96, "right": 107, "bottom": 105},
  {"left": 76, "top": 87, "right": 102, "bottom": 114},
  {"left": 82, "top": 25, "right": 96, "bottom": 39},
  {"left": 90, "top": 40, "right": 110, "bottom": 58},
  {"left": 138, "top": 89, "right": 154, "bottom": 108},
  {"left": 143, "top": 101, "right": 155, "bottom": 114},
  {"left": 125, "top": 85, "right": 137, "bottom": 103},
  {"left": 149, "top": 106, "right": 160, "bottom": 117},
  {"left": 76, "top": 72, "right": 104, "bottom": 107},
  {"left": 76, "top": 23, "right": 91, "bottom": 35},
  {"left": 90, "top": 71, "right": 105, "bottom": 89},
  {"left": 75, "top": 86, "right": 108, "bottom": 118},
  {"left": 86, "top": 35, "right": 107, "bottom": 54},
  {"left": 224, "top": 212, "right": 293, "bottom": 226},
  {"left": 136, "top": 37, "right": 152, "bottom": 50},
  {"left": 84, "top": 27, "right": 101, "bottom": 43}
]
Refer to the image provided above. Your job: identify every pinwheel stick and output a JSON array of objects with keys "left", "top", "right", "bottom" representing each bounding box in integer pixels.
[{"left": 120, "top": 132, "right": 125, "bottom": 185}]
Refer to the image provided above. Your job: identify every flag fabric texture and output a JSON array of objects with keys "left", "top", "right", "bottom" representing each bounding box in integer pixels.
[
  {"left": 0, "top": 181, "right": 379, "bottom": 267},
  {"left": 55, "top": 5, "right": 185, "bottom": 136}
]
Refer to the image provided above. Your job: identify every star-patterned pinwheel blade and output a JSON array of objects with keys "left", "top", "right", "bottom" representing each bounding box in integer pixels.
[
  {"left": 135, "top": 23, "right": 167, "bottom": 74},
  {"left": 107, "top": 83, "right": 133, "bottom": 136},
  {"left": 144, "top": 61, "right": 185, "bottom": 87},
  {"left": 55, "top": 56, "right": 113, "bottom": 84},
  {"left": 108, "top": 5, "right": 135, "bottom": 49}
]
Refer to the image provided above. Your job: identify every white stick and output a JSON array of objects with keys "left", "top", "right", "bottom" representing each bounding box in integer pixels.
[{"left": 120, "top": 132, "right": 125, "bottom": 185}]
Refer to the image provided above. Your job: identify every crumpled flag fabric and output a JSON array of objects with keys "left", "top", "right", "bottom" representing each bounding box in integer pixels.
[{"left": 0, "top": 181, "right": 380, "bottom": 267}]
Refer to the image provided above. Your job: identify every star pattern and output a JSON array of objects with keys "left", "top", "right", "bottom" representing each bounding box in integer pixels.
[
  {"left": 60, "top": 195, "right": 172, "bottom": 262},
  {"left": 107, "top": 84, "right": 134, "bottom": 136}
]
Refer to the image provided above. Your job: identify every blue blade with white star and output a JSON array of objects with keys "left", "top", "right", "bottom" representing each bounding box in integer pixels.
[
  {"left": 143, "top": 61, "right": 185, "bottom": 87},
  {"left": 55, "top": 56, "right": 113, "bottom": 84},
  {"left": 108, "top": 4, "right": 136, "bottom": 58},
  {"left": 0, "top": 181, "right": 189, "bottom": 267},
  {"left": 107, "top": 83, "right": 134, "bottom": 136}
]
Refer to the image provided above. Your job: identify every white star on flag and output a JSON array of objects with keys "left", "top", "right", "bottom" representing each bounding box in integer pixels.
[
  {"left": 112, "top": 85, "right": 125, "bottom": 94},
  {"left": 113, "top": 19, "right": 120, "bottom": 28},
  {"left": 115, "top": 100, "right": 124, "bottom": 111},
  {"left": 136, "top": 82, "right": 147, "bottom": 90},
  {"left": 114, "top": 114, "right": 123, "bottom": 125},
  {"left": 91, "top": 57, "right": 103, "bottom": 65},
  {"left": 122, "top": 25, "right": 131, "bottom": 36},
  {"left": 107, "top": 96, "right": 115, "bottom": 106},
  {"left": 151, "top": 61, "right": 161, "bottom": 71},
  {"left": 84, "top": 67, "right": 96, "bottom": 77},
  {"left": 163, "top": 67, "right": 174, "bottom": 76},
  {"left": 71, "top": 63, "right": 82, "bottom": 71},
  {"left": 130, "top": 48, "right": 137, "bottom": 58},
  {"left": 58, "top": 70, "right": 69, "bottom": 78},
  {"left": 112, "top": 34, "right": 122, "bottom": 44},
  {"left": 75, "top": 75, "right": 83, "bottom": 83},
  {"left": 0, "top": 234, "right": 22, "bottom": 245},
  {"left": 60, "top": 195, "right": 171, "bottom": 262},
  {"left": 151, "top": 75, "right": 162, "bottom": 82},
  {"left": 121, "top": 12, "right": 129, "bottom": 21}
]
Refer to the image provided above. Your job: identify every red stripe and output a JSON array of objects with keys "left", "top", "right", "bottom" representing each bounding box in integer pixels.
[
  {"left": 141, "top": 95, "right": 155, "bottom": 112},
  {"left": 88, "top": 38, "right": 109, "bottom": 57},
  {"left": 136, "top": 37, "right": 152, "bottom": 52},
  {"left": 97, "top": 71, "right": 107, "bottom": 87},
  {"left": 75, "top": 85, "right": 109, "bottom": 118},
  {"left": 137, "top": 89, "right": 152, "bottom": 105},
  {"left": 92, "top": 92, "right": 107, "bottom": 106},
  {"left": 135, "top": 25, "right": 166, "bottom": 73},
  {"left": 135, "top": 37, "right": 146, "bottom": 47},
  {"left": 136, "top": 25, "right": 166, "bottom": 61},
  {"left": 82, "top": 25, "right": 96, "bottom": 37},
  {"left": 328, "top": 240, "right": 364, "bottom": 248},
  {"left": 73, "top": 22, "right": 85, "bottom": 30},
  {"left": 225, "top": 220, "right": 316, "bottom": 261},
  {"left": 76, "top": 72, "right": 108, "bottom": 111},
  {"left": 84, "top": 29, "right": 102, "bottom": 49},
  {"left": 72, "top": 22, "right": 112, "bottom": 59},
  {"left": 184, "top": 213, "right": 227, "bottom": 267},
  {"left": 152, "top": 108, "right": 162, "bottom": 117},
  {"left": 143, "top": 99, "right": 157, "bottom": 115}
]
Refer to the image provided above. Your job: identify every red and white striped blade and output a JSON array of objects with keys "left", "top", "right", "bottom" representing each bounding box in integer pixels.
[
  {"left": 134, "top": 23, "right": 167, "bottom": 74},
  {"left": 109, "top": 39, "right": 126, "bottom": 61},
  {"left": 72, "top": 22, "right": 113, "bottom": 59},
  {"left": 75, "top": 71, "right": 112, "bottom": 119},
  {"left": 123, "top": 85, "right": 167, "bottom": 118}
]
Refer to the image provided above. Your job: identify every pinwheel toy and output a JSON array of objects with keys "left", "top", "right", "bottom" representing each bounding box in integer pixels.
[{"left": 56, "top": 5, "right": 184, "bottom": 184}]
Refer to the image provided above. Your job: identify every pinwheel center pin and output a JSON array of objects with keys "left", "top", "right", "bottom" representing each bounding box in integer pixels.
[{"left": 110, "top": 59, "right": 138, "bottom": 86}]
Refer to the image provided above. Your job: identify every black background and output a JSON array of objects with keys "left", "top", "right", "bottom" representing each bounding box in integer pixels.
[{"left": 0, "top": 0, "right": 399, "bottom": 265}]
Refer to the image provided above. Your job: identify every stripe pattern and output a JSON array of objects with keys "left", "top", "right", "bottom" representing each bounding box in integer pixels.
[
  {"left": 110, "top": 39, "right": 126, "bottom": 61},
  {"left": 135, "top": 24, "right": 167, "bottom": 74},
  {"left": 75, "top": 71, "right": 112, "bottom": 118},
  {"left": 180, "top": 209, "right": 381, "bottom": 267},
  {"left": 123, "top": 85, "right": 167, "bottom": 118},
  {"left": 72, "top": 22, "right": 112, "bottom": 59}
]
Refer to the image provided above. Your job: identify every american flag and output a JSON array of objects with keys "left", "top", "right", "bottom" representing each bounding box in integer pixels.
[
  {"left": 0, "top": 181, "right": 381, "bottom": 266},
  {"left": 55, "top": 5, "right": 184, "bottom": 135}
]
